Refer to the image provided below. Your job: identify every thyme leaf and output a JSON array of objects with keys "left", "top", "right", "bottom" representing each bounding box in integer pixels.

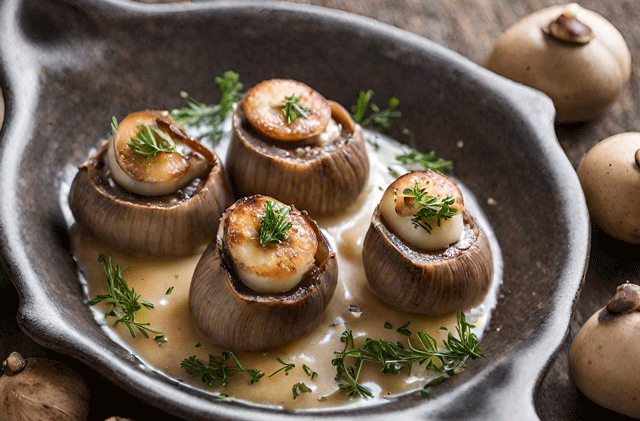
[
  {"left": 259, "top": 200, "right": 292, "bottom": 245},
  {"left": 170, "top": 70, "right": 243, "bottom": 145},
  {"left": 302, "top": 364, "right": 318, "bottom": 380},
  {"left": 181, "top": 352, "right": 264, "bottom": 387},
  {"left": 110, "top": 116, "right": 118, "bottom": 135},
  {"left": 396, "top": 147, "right": 453, "bottom": 174},
  {"left": 351, "top": 89, "right": 401, "bottom": 130},
  {"left": 292, "top": 382, "right": 312, "bottom": 400},
  {"left": 271, "top": 93, "right": 312, "bottom": 124},
  {"left": 331, "top": 312, "right": 481, "bottom": 399},
  {"left": 89, "top": 254, "right": 163, "bottom": 339},
  {"left": 402, "top": 182, "right": 459, "bottom": 233},
  {"left": 128, "top": 124, "right": 177, "bottom": 158}
]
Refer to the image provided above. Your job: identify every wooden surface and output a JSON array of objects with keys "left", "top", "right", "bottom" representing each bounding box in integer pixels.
[{"left": 2, "top": 0, "right": 640, "bottom": 420}]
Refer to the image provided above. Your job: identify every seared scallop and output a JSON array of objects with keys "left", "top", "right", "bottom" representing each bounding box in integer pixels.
[
  {"left": 363, "top": 171, "right": 492, "bottom": 316},
  {"left": 226, "top": 79, "right": 369, "bottom": 217},
  {"left": 189, "top": 194, "right": 338, "bottom": 351},
  {"left": 68, "top": 110, "right": 233, "bottom": 257}
]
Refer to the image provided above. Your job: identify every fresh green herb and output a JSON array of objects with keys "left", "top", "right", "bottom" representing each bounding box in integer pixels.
[
  {"left": 271, "top": 93, "right": 312, "bottom": 124},
  {"left": 165, "top": 286, "right": 174, "bottom": 295},
  {"left": 170, "top": 70, "right": 243, "bottom": 145},
  {"left": 128, "top": 124, "right": 177, "bottom": 158},
  {"left": 402, "top": 182, "right": 459, "bottom": 233},
  {"left": 155, "top": 335, "right": 168, "bottom": 344},
  {"left": 181, "top": 352, "right": 264, "bottom": 387},
  {"left": 292, "top": 382, "right": 312, "bottom": 399},
  {"left": 396, "top": 147, "right": 453, "bottom": 174},
  {"left": 331, "top": 312, "right": 481, "bottom": 399},
  {"left": 259, "top": 200, "right": 293, "bottom": 245},
  {"left": 302, "top": 364, "right": 318, "bottom": 380},
  {"left": 110, "top": 116, "right": 118, "bottom": 135},
  {"left": 387, "top": 166, "right": 401, "bottom": 178},
  {"left": 384, "top": 322, "right": 393, "bottom": 330},
  {"left": 269, "top": 358, "right": 295, "bottom": 377},
  {"left": 89, "top": 255, "right": 163, "bottom": 339},
  {"left": 396, "top": 321, "right": 412, "bottom": 336},
  {"left": 195, "top": 342, "right": 202, "bottom": 348},
  {"left": 351, "top": 89, "right": 401, "bottom": 130}
]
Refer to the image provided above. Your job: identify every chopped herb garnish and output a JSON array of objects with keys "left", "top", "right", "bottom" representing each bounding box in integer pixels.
[
  {"left": 292, "top": 382, "right": 312, "bottom": 399},
  {"left": 269, "top": 357, "right": 295, "bottom": 377},
  {"left": 128, "top": 124, "right": 177, "bottom": 158},
  {"left": 170, "top": 70, "right": 243, "bottom": 145},
  {"left": 331, "top": 312, "right": 481, "bottom": 399},
  {"left": 351, "top": 89, "right": 401, "bottom": 130},
  {"left": 110, "top": 116, "right": 118, "bottom": 135},
  {"left": 396, "top": 321, "right": 412, "bottom": 336},
  {"left": 384, "top": 321, "right": 393, "bottom": 330},
  {"left": 165, "top": 286, "right": 174, "bottom": 295},
  {"left": 396, "top": 147, "right": 453, "bottom": 174},
  {"left": 402, "top": 182, "right": 459, "bottom": 233},
  {"left": 259, "top": 200, "right": 292, "bottom": 245},
  {"left": 271, "top": 93, "right": 312, "bottom": 124},
  {"left": 302, "top": 364, "right": 318, "bottom": 380},
  {"left": 89, "top": 254, "right": 163, "bottom": 339},
  {"left": 181, "top": 352, "right": 264, "bottom": 387}
]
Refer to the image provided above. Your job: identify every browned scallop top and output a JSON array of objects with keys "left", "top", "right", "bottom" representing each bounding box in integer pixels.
[{"left": 241, "top": 79, "right": 332, "bottom": 142}]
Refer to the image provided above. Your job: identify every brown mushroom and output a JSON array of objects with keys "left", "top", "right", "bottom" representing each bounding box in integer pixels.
[
  {"left": 68, "top": 110, "right": 233, "bottom": 256},
  {"left": 577, "top": 132, "right": 640, "bottom": 243},
  {"left": 0, "top": 352, "right": 90, "bottom": 421},
  {"left": 362, "top": 171, "right": 492, "bottom": 316},
  {"left": 486, "top": 3, "right": 631, "bottom": 123},
  {"left": 569, "top": 282, "right": 640, "bottom": 418},
  {"left": 225, "top": 79, "right": 369, "bottom": 217},
  {"left": 189, "top": 195, "right": 338, "bottom": 351}
]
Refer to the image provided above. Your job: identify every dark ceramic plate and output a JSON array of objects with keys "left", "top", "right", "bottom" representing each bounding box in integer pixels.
[{"left": 0, "top": 0, "right": 589, "bottom": 419}]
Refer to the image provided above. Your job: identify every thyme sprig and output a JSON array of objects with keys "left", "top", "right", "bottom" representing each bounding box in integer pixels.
[
  {"left": 170, "top": 70, "right": 243, "bottom": 145},
  {"left": 88, "top": 255, "right": 163, "bottom": 339},
  {"left": 271, "top": 93, "right": 312, "bottom": 124},
  {"left": 351, "top": 89, "right": 401, "bottom": 130},
  {"left": 269, "top": 357, "right": 295, "bottom": 377},
  {"left": 332, "top": 312, "right": 481, "bottom": 399},
  {"left": 181, "top": 352, "right": 264, "bottom": 387},
  {"left": 403, "top": 182, "right": 459, "bottom": 233},
  {"left": 110, "top": 116, "right": 118, "bottom": 135},
  {"left": 128, "top": 124, "right": 177, "bottom": 158},
  {"left": 259, "top": 200, "right": 293, "bottom": 245},
  {"left": 396, "top": 147, "right": 454, "bottom": 174}
]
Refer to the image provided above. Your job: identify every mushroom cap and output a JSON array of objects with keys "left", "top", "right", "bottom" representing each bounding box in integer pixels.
[
  {"left": 577, "top": 132, "right": 640, "bottom": 243},
  {"left": 189, "top": 195, "right": 338, "bottom": 351},
  {"left": 0, "top": 356, "right": 90, "bottom": 421},
  {"left": 226, "top": 98, "right": 369, "bottom": 217},
  {"left": 569, "top": 283, "right": 640, "bottom": 418},
  {"left": 363, "top": 206, "right": 492, "bottom": 316},
  {"left": 68, "top": 137, "right": 233, "bottom": 257},
  {"left": 486, "top": 4, "right": 631, "bottom": 123}
]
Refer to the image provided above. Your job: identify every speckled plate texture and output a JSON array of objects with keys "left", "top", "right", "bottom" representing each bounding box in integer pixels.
[{"left": 0, "top": 0, "right": 590, "bottom": 419}]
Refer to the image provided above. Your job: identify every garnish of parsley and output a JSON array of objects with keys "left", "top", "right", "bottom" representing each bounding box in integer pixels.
[
  {"left": 259, "top": 200, "right": 293, "bottom": 245},
  {"left": 88, "top": 254, "right": 163, "bottom": 340},
  {"left": 271, "top": 93, "right": 312, "bottom": 124},
  {"left": 402, "top": 182, "right": 459, "bottom": 233}
]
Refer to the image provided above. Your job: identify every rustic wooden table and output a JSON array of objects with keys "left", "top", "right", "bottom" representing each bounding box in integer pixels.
[{"left": 1, "top": 0, "right": 639, "bottom": 420}]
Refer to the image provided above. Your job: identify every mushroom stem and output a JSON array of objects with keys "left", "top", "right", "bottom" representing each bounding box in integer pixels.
[
  {"left": 635, "top": 148, "right": 640, "bottom": 168},
  {"left": 543, "top": 4, "right": 594, "bottom": 44},
  {"left": 2, "top": 352, "right": 26, "bottom": 376}
]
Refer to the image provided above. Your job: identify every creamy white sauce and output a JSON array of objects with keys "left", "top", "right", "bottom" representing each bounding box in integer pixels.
[{"left": 64, "top": 126, "right": 502, "bottom": 410}]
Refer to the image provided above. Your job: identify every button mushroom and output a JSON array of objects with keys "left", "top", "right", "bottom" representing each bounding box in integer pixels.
[
  {"left": 577, "top": 132, "right": 640, "bottom": 243},
  {"left": 0, "top": 352, "right": 90, "bottom": 421},
  {"left": 225, "top": 79, "right": 369, "bottom": 217},
  {"left": 68, "top": 110, "right": 233, "bottom": 256},
  {"left": 569, "top": 282, "right": 640, "bottom": 418},
  {"left": 189, "top": 194, "right": 338, "bottom": 351},
  {"left": 362, "top": 171, "right": 492, "bottom": 316},
  {"left": 485, "top": 3, "right": 631, "bottom": 123}
]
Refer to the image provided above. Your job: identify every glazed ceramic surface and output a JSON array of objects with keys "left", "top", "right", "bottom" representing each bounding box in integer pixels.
[{"left": 0, "top": 0, "right": 589, "bottom": 419}]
